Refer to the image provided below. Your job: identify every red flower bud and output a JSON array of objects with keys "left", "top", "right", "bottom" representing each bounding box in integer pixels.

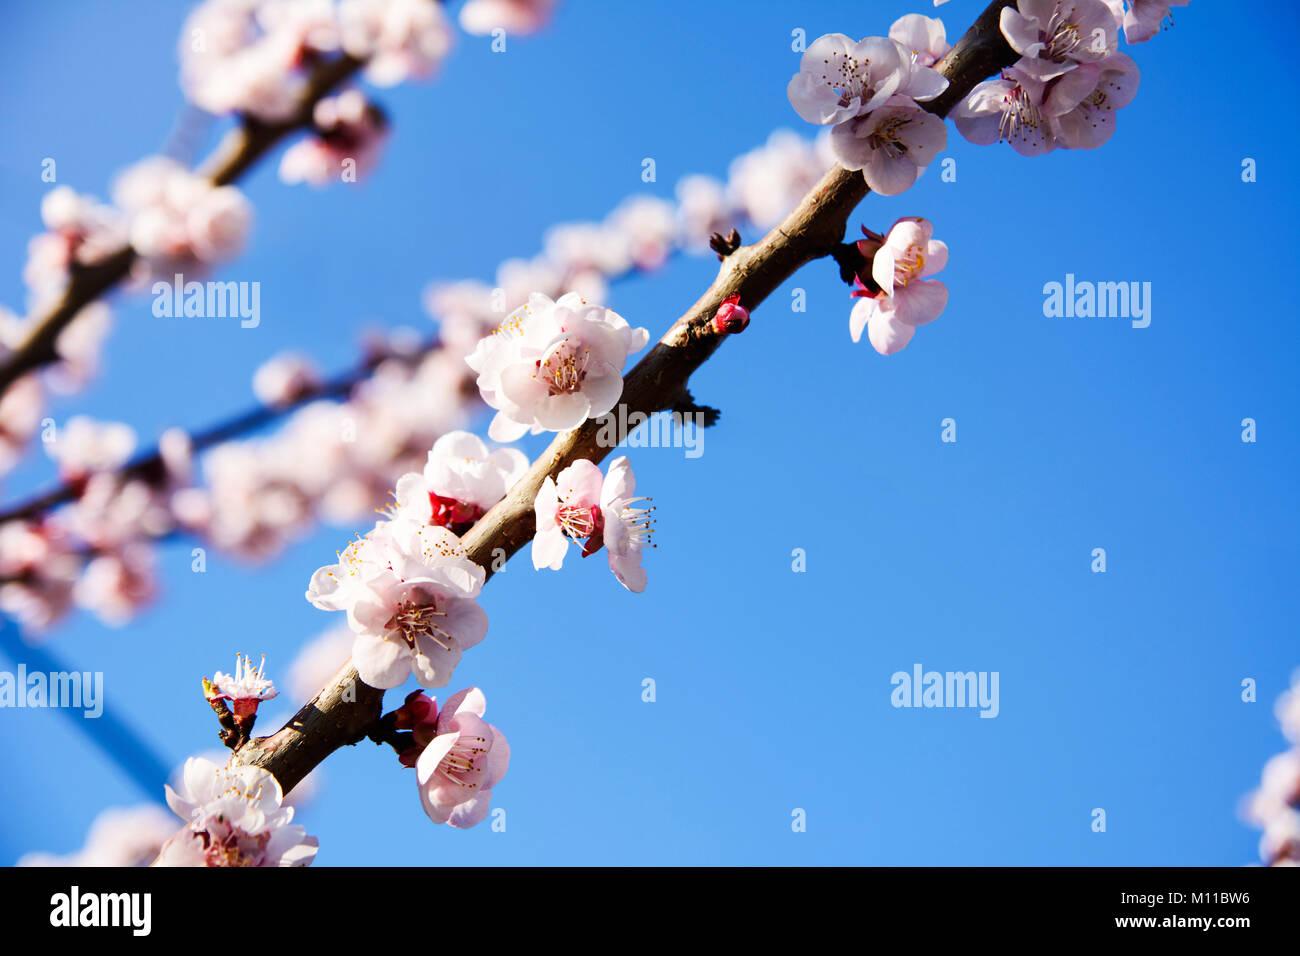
[{"left": 713, "top": 294, "right": 750, "bottom": 335}]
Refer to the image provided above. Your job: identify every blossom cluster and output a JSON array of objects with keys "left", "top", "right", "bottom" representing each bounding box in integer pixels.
[
  {"left": 0, "top": 126, "right": 830, "bottom": 635},
  {"left": 305, "top": 430, "right": 518, "bottom": 689},
  {"left": 1242, "top": 670, "right": 1300, "bottom": 866},
  {"left": 156, "top": 756, "right": 318, "bottom": 866},
  {"left": 953, "top": 0, "right": 1166, "bottom": 155},
  {"left": 787, "top": 14, "right": 951, "bottom": 195}
]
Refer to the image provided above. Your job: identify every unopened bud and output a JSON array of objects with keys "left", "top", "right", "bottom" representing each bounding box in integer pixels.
[{"left": 712, "top": 294, "right": 750, "bottom": 335}]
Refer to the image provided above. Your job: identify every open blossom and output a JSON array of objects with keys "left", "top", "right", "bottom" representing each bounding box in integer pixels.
[
  {"left": 414, "top": 687, "right": 510, "bottom": 827},
  {"left": 74, "top": 542, "right": 157, "bottom": 627},
  {"left": 850, "top": 218, "right": 948, "bottom": 356},
  {"left": 954, "top": 66, "right": 1056, "bottom": 155},
  {"left": 339, "top": 0, "right": 454, "bottom": 87},
  {"left": 889, "top": 13, "right": 951, "bottom": 68},
  {"left": 788, "top": 34, "right": 906, "bottom": 127},
  {"left": 24, "top": 187, "right": 127, "bottom": 303},
  {"left": 466, "top": 292, "right": 649, "bottom": 443},
  {"left": 1000, "top": 0, "right": 1118, "bottom": 81},
  {"left": 392, "top": 430, "right": 529, "bottom": 533},
  {"left": 1106, "top": 0, "right": 1189, "bottom": 44},
  {"left": 157, "top": 756, "right": 317, "bottom": 867},
  {"left": 306, "top": 519, "right": 487, "bottom": 688},
  {"left": 1048, "top": 53, "right": 1139, "bottom": 149},
  {"left": 830, "top": 94, "right": 948, "bottom": 196},
  {"left": 459, "top": 0, "right": 556, "bottom": 35},
  {"left": 0, "top": 521, "right": 81, "bottom": 634},
  {"left": 533, "top": 456, "right": 654, "bottom": 592},
  {"left": 280, "top": 89, "right": 389, "bottom": 186},
  {"left": 113, "top": 157, "right": 252, "bottom": 270},
  {"left": 206, "top": 654, "right": 279, "bottom": 717}
]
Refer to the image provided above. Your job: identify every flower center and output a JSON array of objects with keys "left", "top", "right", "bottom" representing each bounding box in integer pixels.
[
  {"left": 428, "top": 492, "right": 483, "bottom": 534},
  {"left": 1043, "top": 7, "right": 1083, "bottom": 61},
  {"left": 436, "top": 733, "right": 491, "bottom": 790},
  {"left": 999, "top": 80, "right": 1046, "bottom": 146},
  {"left": 867, "top": 115, "right": 910, "bottom": 158},
  {"left": 535, "top": 340, "right": 590, "bottom": 396},
  {"left": 819, "top": 51, "right": 872, "bottom": 108},
  {"left": 556, "top": 503, "right": 602, "bottom": 541},
  {"left": 388, "top": 600, "right": 454, "bottom": 652}
]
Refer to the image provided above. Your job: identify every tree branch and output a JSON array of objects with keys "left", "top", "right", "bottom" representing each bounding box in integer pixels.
[
  {"left": 233, "top": 0, "right": 1020, "bottom": 794},
  {"left": 0, "top": 54, "right": 365, "bottom": 400},
  {"left": 0, "top": 335, "right": 434, "bottom": 526}
]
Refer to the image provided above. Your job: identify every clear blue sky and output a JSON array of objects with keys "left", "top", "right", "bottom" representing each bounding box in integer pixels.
[{"left": 1, "top": 0, "right": 1297, "bottom": 865}]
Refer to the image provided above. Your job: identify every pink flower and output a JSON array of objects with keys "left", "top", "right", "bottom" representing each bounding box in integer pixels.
[
  {"left": 889, "top": 13, "right": 951, "bottom": 68},
  {"left": 459, "top": 0, "right": 557, "bottom": 36},
  {"left": 114, "top": 157, "right": 252, "bottom": 271},
  {"left": 339, "top": 0, "right": 454, "bottom": 87},
  {"left": 954, "top": 66, "right": 1057, "bottom": 156},
  {"left": 279, "top": 89, "right": 389, "bottom": 187},
  {"left": 850, "top": 218, "right": 948, "bottom": 355},
  {"left": 252, "top": 352, "right": 322, "bottom": 406},
  {"left": 18, "top": 804, "right": 178, "bottom": 868},
  {"left": 414, "top": 687, "right": 510, "bottom": 828},
  {"left": 532, "top": 456, "right": 654, "bottom": 591},
  {"left": 391, "top": 430, "right": 529, "bottom": 533},
  {"left": 787, "top": 34, "right": 907, "bottom": 126},
  {"left": 830, "top": 94, "right": 948, "bottom": 196},
  {"left": 45, "top": 416, "right": 136, "bottom": 481},
  {"left": 306, "top": 519, "right": 488, "bottom": 689},
  {"left": 1107, "top": 0, "right": 1189, "bottom": 44},
  {"left": 206, "top": 654, "right": 280, "bottom": 717},
  {"left": 1047, "top": 53, "right": 1140, "bottom": 149},
  {"left": 466, "top": 292, "right": 649, "bottom": 442},
  {"left": 1000, "top": 0, "right": 1118, "bottom": 81},
  {"left": 158, "top": 756, "right": 317, "bottom": 867}
]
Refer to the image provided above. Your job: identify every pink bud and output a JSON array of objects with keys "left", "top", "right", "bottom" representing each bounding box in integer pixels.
[{"left": 713, "top": 294, "right": 750, "bottom": 334}]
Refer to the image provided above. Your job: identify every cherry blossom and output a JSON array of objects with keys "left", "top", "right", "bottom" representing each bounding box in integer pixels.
[
  {"left": 849, "top": 218, "right": 948, "bottom": 356},
  {"left": 45, "top": 416, "right": 136, "bottom": 481},
  {"left": 158, "top": 756, "right": 318, "bottom": 867},
  {"left": 252, "top": 352, "right": 323, "bottom": 406},
  {"left": 414, "top": 687, "right": 510, "bottom": 828},
  {"left": 113, "top": 157, "right": 252, "bottom": 271},
  {"left": 1106, "top": 0, "right": 1189, "bottom": 44},
  {"left": 18, "top": 804, "right": 178, "bottom": 867},
  {"left": 1047, "top": 53, "right": 1140, "bottom": 149},
  {"left": 533, "top": 455, "right": 654, "bottom": 591},
  {"left": 338, "top": 0, "right": 454, "bottom": 87},
  {"left": 830, "top": 94, "right": 948, "bottom": 196},
  {"left": 890, "top": 13, "right": 951, "bottom": 68},
  {"left": 206, "top": 654, "right": 280, "bottom": 717},
  {"left": 280, "top": 89, "right": 389, "bottom": 186},
  {"left": 787, "top": 34, "right": 907, "bottom": 127},
  {"left": 306, "top": 519, "right": 488, "bottom": 688},
  {"left": 1000, "top": 0, "right": 1118, "bottom": 81},
  {"left": 0, "top": 520, "right": 81, "bottom": 635},
  {"left": 953, "top": 66, "right": 1057, "bottom": 156},
  {"left": 73, "top": 542, "right": 157, "bottom": 626},
  {"left": 459, "top": 0, "right": 557, "bottom": 36},
  {"left": 727, "top": 130, "right": 834, "bottom": 229},
  {"left": 466, "top": 292, "right": 649, "bottom": 442},
  {"left": 392, "top": 430, "right": 529, "bottom": 533}
]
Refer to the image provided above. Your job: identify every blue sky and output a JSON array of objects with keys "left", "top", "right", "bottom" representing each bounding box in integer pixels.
[{"left": 1, "top": 0, "right": 1298, "bottom": 865}]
